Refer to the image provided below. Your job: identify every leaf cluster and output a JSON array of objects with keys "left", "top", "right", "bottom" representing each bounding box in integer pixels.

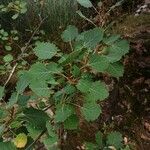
[
  {"left": 85, "top": 131, "right": 131, "bottom": 150},
  {"left": 0, "top": 0, "right": 27, "bottom": 19}
]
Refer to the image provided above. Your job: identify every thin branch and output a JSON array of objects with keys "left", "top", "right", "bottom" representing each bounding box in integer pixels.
[
  {"left": 17, "top": 17, "right": 46, "bottom": 61},
  {"left": 76, "top": 10, "right": 97, "bottom": 27},
  {"left": 67, "top": 102, "right": 82, "bottom": 108},
  {"left": 69, "top": 41, "right": 73, "bottom": 51},
  {"left": 4, "top": 17, "right": 46, "bottom": 87},
  {"left": 4, "top": 63, "right": 18, "bottom": 87},
  {"left": 43, "top": 104, "right": 54, "bottom": 111},
  {"left": 92, "top": 5, "right": 100, "bottom": 15},
  {"left": 25, "top": 129, "right": 46, "bottom": 150}
]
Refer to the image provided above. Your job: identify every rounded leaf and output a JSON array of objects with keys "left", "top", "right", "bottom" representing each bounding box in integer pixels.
[
  {"left": 89, "top": 54, "right": 109, "bottom": 72},
  {"left": 61, "top": 25, "right": 78, "bottom": 42},
  {"left": 13, "top": 133, "right": 27, "bottom": 148},
  {"left": 77, "top": 0, "right": 93, "bottom": 8},
  {"left": 33, "top": 42, "right": 59, "bottom": 60},
  {"left": 3, "top": 54, "right": 13, "bottom": 62},
  {"left": 81, "top": 102, "right": 102, "bottom": 121}
]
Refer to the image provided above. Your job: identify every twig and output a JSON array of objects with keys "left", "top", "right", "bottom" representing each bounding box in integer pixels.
[
  {"left": 67, "top": 102, "right": 82, "bottom": 108},
  {"left": 4, "top": 63, "right": 18, "bottom": 87},
  {"left": 43, "top": 104, "right": 54, "bottom": 111},
  {"left": 92, "top": 5, "right": 100, "bottom": 15},
  {"left": 17, "top": 17, "right": 46, "bottom": 61},
  {"left": 25, "top": 129, "right": 46, "bottom": 150},
  {"left": 76, "top": 10, "right": 97, "bottom": 27},
  {"left": 4, "top": 17, "right": 46, "bottom": 87},
  {"left": 69, "top": 41, "right": 73, "bottom": 51}
]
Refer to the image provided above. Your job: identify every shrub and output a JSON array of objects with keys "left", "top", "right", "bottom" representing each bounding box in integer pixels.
[{"left": 0, "top": 0, "right": 130, "bottom": 149}]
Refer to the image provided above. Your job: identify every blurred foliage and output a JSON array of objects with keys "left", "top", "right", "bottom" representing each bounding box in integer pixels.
[{"left": 0, "top": 0, "right": 78, "bottom": 33}]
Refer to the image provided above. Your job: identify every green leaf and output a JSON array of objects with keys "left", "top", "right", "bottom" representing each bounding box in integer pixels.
[
  {"left": 13, "top": 36, "right": 19, "bottom": 41},
  {"left": 53, "top": 91, "right": 63, "bottom": 102},
  {"left": 77, "top": 80, "right": 109, "bottom": 102},
  {"left": 46, "top": 63, "right": 63, "bottom": 74},
  {"left": 0, "top": 86, "right": 4, "bottom": 99},
  {"left": 77, "top": 28, "right": 104, "bottom": 48},
  {"left": 81, "top": 102, "right": 102, "bottom": 121},
  {"left": 2, "top": 37, "right": 8, "bottom": 41},
  {"left": 105, "top": 40, "right": 129, "bottom": 62},
  {"left": 5, "top": 45, "right": 12, "bottom": 51},
  {"left": 10, "top": 121, "right": 22, "bottom": 129},
  {"left": 106, "top": 62, "right": 124, "bottom": 77},
  {"left": 61, "top": 25, "right": 78, "bottom": 42},
  {"left": 26, "top": 124, "right": 43, "bottom": 140},
  {"left": 2, "top": 31, "right": 8, "bottom": 37},
  {"left": 0, "top": 142, "right": 16, "bottom": 150},
  {"left": 95, "top": 131, "right": 103, "bottom": 147},
  {"left": 0, "top": 108, "right": 8, "bottom": 120},
  {"left": 76, "top": 79, "right": 92, "bottom": 93},
  {"left": 72, "top": 65, "right": 80, "bottom": 77},
  {"left": 81, "top": 72, "right": 93, "bottom": 80},
  {"left": 85, "top": 142, "right": 98, "bottom": 150},
  {"left": 89, "top": 54, "right": 109, "bottom": 72},
  {"left": 43, "top": 135, "right": 58, "bottom": 150},
  {"left": 29, "top": 80, "right": 50, "bottom": 97},
  {"left": 46, "top": 75, "right": 58, "bottom": 85},
  {"left": 29, "top": 62, "right": 50, "bottom": 81},
  {"left": 16, "top": 73, "right": 30, "bottom": 94},
  {"left": 60, "top": 48, "right": 85, "bottom": 65},
  {"left": 23, "top": 107, "right": 49, "bottom": 129},
  {"left": 33, "top": 42, "right": 59, "bottom": 60},
  {"left": 64, "top": 115, "right": 79, "bottom": 130},
  {"left": 77, "top": 0, "right": 93, "bottom": 8},
  {"left": 1, "top": 7, "right": 7, "bottom": 12},
  {"left": 64, "top": 84, "right": 76, "bottom": 95},
  {"left": 0, "top": 125, "right": 5, "bottom": 136},
  {"left": 12, "top": 13, "right": 19, "bottom": 19},
  {"left": 54, "top": 105, "right": 74, "bottom": 123},
  {"left": 106, "top": 131, "right": 123, "bottom": 149},
  {"left": 103, "top": 34, "right": 120, "bottom": 45},
  {"left": 86, "top": 81, "right": 109, "bottom": 102},
  {"left": 17, "top": 95, "right": 30, "bottom": 106},
  {"left": 27, "top": 63, "right": 62, "bottom": 92},
  {"left": 58, "top": 54, "right": 68, "bottom": 63},
  {"left": 7, "top": 92, "right": 19, "bottom": 108},
  {"left": 20, "top": 7, "right": 27, "bottom": 14},
  {"left": 3, "top": 54, "right": 13, "bottom": 62},
  {"left": 121, "top": 145, "right": 131, "bottom": 150},
  {"left": 46, "top": 122, "right": 56, "bottom": 137}
]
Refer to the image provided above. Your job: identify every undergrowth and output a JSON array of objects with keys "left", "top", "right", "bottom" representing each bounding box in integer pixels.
[{"left": 0, "top": 0, "right": 131, "bottom": 149}]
